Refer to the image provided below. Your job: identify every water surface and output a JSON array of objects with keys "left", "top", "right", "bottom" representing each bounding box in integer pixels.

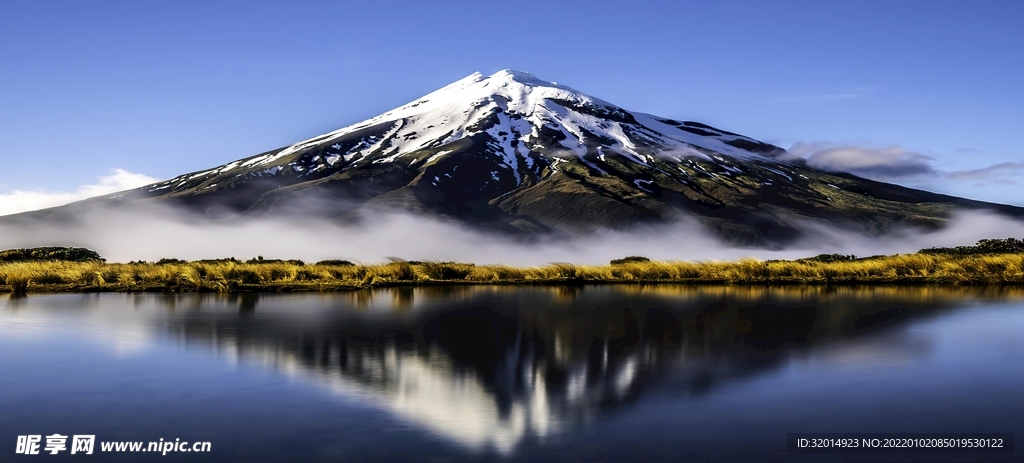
[{"left": 2, "top": 286, "right": 1023, "bottom": 462}]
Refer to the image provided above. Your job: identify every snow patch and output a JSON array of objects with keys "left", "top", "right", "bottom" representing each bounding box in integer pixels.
[
  {"left": 633, "top": 179, "right": 654, "bottom": 192},
  {"left": 426, "top": 149, "right": 455, "bottom": 164}
]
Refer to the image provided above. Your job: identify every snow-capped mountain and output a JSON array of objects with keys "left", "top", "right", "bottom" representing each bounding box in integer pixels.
[
  {"left": 212, "top": 69, "right": 783, "bottom": 178},
  {"left": 9, "top": 70, "right": 1024, "bottom": 244}
]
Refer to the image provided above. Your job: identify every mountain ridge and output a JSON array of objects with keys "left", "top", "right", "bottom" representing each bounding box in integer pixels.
[{"left": 5, "top": 69, "right": 1023, "bottom": 245}]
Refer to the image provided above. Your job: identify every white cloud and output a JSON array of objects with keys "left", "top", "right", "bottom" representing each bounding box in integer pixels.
[
  {"left": 2, "top": 197, "right": 1023, "bottom": 265},
  {"left": 0, "top": 169, "right": 157, "bottom": 217},
  {"left": 787, "top": 142, "right": 1024, "bottom": 187},
  {"left": 946, "top": 161, "right": 1024, "bottom": 184},
  {"left": 787, "top": 142, "right": 935, "bottom": 179}
]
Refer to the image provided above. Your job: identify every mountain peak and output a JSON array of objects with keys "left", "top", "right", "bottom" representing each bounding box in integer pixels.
[
  {"left": 487, "top": 69, "right": 545, "bottom": 85},
  {"left": 429, "top": 69, "right": 596, "bottom": 107},
  {"left": 11, "top": 69, "right": 1020, "bottom": 247},
  {"left": 195, "top": 68, "right": 789, "bottom": 180}
]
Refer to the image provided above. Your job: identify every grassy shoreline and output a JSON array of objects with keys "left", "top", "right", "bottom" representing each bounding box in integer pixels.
[{"left": 4, "top": 251, "right": 1024, "bottom": 294}]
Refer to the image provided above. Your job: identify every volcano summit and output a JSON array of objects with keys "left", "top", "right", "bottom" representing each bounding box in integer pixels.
[{"left": 8, "top": 70, "right": 1023, "bottom": 245}]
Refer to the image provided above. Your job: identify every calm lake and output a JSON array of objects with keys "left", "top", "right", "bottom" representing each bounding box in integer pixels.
[{"left": 2, "top": 286, "right": 1023, "bottom": 462}]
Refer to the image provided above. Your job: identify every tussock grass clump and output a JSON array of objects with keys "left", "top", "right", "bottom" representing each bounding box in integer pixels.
[
  {"left": 226, "top": 267, "right": 263, "bottom": 284},
  {"left": 419, "top": 261, "right": 475, "bottom": 280},
  {"left": 34, "top": 271, "right": 69, "bottom": 285},
  {"left": 467, "top": 265, "right": 526, "bottom": 281},
  {"left": 356, "top": 261, "right": 418, "bottom": 285},
  {"left": 393, "top": 262, "right": 418, "bottom": 281},
  {"left": 611, "top": 262, "right": 677, "bottom": 280},
  {"left": 295, "top": 268, "right": 328, "bottom": 281},
  {"left": 8, "top": 275, "right": 30, "bottom": 296},
  {"left": 547, "top": 263, "right": 578, "bottom": 279}
]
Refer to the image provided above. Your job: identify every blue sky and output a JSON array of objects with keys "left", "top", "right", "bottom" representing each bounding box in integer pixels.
[{"left": 2, "top": 0, "right": 1022, "bottom": 211}]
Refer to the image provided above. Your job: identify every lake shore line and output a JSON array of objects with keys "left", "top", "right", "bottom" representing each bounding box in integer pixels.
[
  {"left": 5, "top": 279, "right": 1024, "bottom": 295},
  {"left": 4, "top": 253, "right": 1024, "bottom": 294}
]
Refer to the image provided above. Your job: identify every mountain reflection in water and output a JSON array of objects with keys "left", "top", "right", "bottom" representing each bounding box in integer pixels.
[{"left": 133, "top": 285, "right": 1017, "bottom": 454}]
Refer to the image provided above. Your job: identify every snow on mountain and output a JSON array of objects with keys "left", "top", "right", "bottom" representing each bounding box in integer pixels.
[
  {"left": 153, "top": 70, "right": 784, "bottom": 192},
  {"left": 20, "top": 68, "right": 1018, "bottom": 245}
]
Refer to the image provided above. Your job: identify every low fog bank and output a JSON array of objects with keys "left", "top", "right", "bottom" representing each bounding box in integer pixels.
[{"left": 1, "top": 205, "right": 1023, "bottom": 265}]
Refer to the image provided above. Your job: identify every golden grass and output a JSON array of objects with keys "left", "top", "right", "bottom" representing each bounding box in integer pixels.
[{"left": 2, "top": 253, "right": 1024, "bottom": 293}]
